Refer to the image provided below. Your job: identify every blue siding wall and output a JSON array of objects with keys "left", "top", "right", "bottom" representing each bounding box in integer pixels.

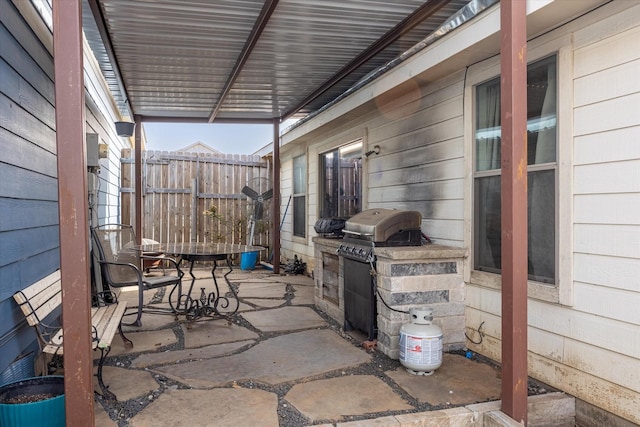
[{"left": 0, "top": 0, "right": 59, "bottom": 375}]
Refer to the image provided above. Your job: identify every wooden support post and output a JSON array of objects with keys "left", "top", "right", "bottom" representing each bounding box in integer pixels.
[
  {"left": 53, "top": 0, "right": 95, "bottom": 424},
  {"left": 272, "top": 119, "right": 281, "bottom": 274},
  {"left": 500, "top": 0, "right": 528, "bottom": 424}
]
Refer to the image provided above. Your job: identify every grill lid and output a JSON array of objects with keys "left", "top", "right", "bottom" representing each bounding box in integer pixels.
[{"left": 344, "top": 209, "right": 421, "bottom": 242}]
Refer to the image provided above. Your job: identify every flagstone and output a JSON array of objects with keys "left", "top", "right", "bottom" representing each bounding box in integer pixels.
[
  {"left": 129, "top": 388, "right": 279, "bottom": 427},
  {"left": 94, "top": 366, "right": 159, "bottom": 402},
  {"left": 285, "top": 375, "right": 412, "bottom": 421},
  {"left": 181, "top": 320, "right": 259, "bottom": 348},
  {"left": 104, "top": 329, "right": 178, "bottom": 357},
  {"left": 242, "top": 306, "right": 325, "bottom": 332},
  {"left": 131, "top": 340, "right": 255, "bottom": 368}
]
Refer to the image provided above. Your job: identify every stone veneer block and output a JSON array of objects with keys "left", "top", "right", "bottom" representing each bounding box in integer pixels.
[
  {"left": 379, "top": 274, "right": 463, "bottom": 292},
  {"left": 390, "top": 262, "right": 457, "bottom": 276},
  {"left": 313, "top": 238, "right": 468, "bottom": 359},
  {"left": 387, "top": 290, "right": 449, "bottom": 305}
]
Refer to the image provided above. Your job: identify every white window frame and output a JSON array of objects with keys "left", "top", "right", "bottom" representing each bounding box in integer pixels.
[
  {"left": 464, "top": 42, "right": 573, "bottom": 306},
  {"left": 292, "top": 154, "right": 306, "bottom": 238}
]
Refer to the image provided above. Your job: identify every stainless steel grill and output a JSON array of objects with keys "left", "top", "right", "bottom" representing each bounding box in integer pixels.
[{"left": 336, "top": 209, "right": 422, "bottom": 340}]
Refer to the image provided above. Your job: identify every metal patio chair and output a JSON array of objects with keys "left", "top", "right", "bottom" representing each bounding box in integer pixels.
[{"left": 91, "top": 224, "right": 183, "bottom": 326}]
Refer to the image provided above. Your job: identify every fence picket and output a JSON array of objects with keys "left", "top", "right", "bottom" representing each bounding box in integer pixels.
[{"left": 120, "top": 150, "right": 269, "bottom": 248}]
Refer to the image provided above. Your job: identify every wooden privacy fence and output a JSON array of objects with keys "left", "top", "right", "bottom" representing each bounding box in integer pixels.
[{"left": 120, "top": 149, "right": 272, "bottom": 250}]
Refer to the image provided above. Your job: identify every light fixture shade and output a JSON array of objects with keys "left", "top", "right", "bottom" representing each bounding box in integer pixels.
[{"left": 115, "top": 121, "right": 135, "bottom": 137}]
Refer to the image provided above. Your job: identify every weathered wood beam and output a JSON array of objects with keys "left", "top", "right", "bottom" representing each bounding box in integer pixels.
[
  {"left": 500, "top": 0, "right": 528, "bottom": 423},
  {"left": 53, "top": 0, "right": 95, "bottom": 424}
]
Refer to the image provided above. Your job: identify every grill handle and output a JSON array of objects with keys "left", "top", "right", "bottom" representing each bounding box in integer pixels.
[{"left": 342, "top": 229, "right": 373, "bottom": 237}]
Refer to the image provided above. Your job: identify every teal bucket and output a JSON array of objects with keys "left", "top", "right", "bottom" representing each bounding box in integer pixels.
[
  {"left": 0, "top": 376, "right": 65, "bottom": 427},
  {"left": 240, "top": 251, "right": 259, "bottom": 270}
]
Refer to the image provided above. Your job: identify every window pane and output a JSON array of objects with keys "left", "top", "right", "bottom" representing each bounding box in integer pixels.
[
  {"left": 475, "top": 56, "right": 557, "bottom": 171},
  {"left": 293, "top": 196, "right": 306, "bottom": 237},
  {"left": 320, "top": 141, "right": 363, "bottom": 218},
  {"left": 528, "top": 170, "right": 555, "bottom": 283},
  {"left": 475, "top": 175, "right": 502, "bottom": 272},
  {"left": 474, "top": 55, "right": 557, "bottom": 284},
  {"left": 475, "top": 79, "right": 501, "bottom": 172},
  {"left": 321, "top": 151, "right": 338, "bottom": 217},
  {"left": 293, "top": 155, "right": 306, "bottom": 194},
  {"left": 338, "top": 147, "right": 362, "bottom": 217},
  {"left": 527, "top": 56, "right": 557, "bottom": 165},
  {"left": 474, "top": 171, "right": 556, "bottom": 282}
]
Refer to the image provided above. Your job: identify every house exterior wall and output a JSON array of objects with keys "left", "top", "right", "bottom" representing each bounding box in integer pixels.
[
  {"left": 0, "top": 0, "right": 127, "bottom": 377},
  {"left": 280, "top": 1, "right": 639, "bottom": 424}
]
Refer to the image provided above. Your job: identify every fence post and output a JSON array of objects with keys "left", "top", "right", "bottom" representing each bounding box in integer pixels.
[{"left": 191, "top": 177, "right": 198, "bottom": 242}]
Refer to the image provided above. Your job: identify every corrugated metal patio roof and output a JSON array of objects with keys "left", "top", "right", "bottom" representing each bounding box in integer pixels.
[{"left": 82, "top": 0, "right": 472, "bottom": 123}]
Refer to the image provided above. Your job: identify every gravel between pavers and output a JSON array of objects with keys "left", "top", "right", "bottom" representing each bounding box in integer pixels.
[{"left": 95, "top": 286, "right": 554, "bottom": 427}]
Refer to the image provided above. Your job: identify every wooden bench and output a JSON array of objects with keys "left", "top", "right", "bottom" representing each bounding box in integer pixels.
[{"left": 13, "top": 270, "right": 133, "bottom": 400}]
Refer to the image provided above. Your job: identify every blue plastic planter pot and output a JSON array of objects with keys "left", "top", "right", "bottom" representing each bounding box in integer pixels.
[
  {"left": 240, "top": 251, "right": 259, "bottom": 270},
  {"left": 0, "top": 376, "right": 65, "bottom": 427}
]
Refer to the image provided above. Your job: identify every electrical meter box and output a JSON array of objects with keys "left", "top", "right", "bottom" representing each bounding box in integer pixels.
[{"left": 86, "top": 133, "right": 99, "bottom": 168}]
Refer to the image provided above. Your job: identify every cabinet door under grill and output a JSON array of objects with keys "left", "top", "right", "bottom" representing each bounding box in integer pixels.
[{"left": 343, "top": 258, "right": 376, "bottom": 340}]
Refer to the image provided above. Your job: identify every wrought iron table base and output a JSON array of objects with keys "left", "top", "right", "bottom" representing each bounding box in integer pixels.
[{"left": 169, "top": 255, "right": 240, "bottom": 321}]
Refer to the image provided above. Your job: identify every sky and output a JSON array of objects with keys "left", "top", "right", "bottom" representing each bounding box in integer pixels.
[{"left": 142, "top": 121, "right": 295, "bottom": 155}]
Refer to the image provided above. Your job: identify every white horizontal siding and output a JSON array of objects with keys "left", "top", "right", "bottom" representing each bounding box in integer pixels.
[
  {"left": 574, "top": 253, "right": 640, "bottom": 292},
  {"left": 368, "top": 137, "right": 463, "bottom": 176},
  {"left": 369, "top": 157, "right": 464, "bottom": 188},
  {"left": 574, "top": 161, "right": 640, "bottom": 194},
  {"left": 574, "top": 127, "right": 640, "bottom": 165},
  {"left": 530, "top": 298, "right": 639, "bottom": 360},
  {"left": 466, "top": 285, "right": 640, "bottom": 359},
  {"left": 574, "top": 194, "right": 640, "bottom": 224},
  {"left": 574, "top": 92, "right": 640, "bottom": 136},
  {"left": 572, "top": 282, "right": 640, "bottom": 325},
  {"left": 368, "top": 178, "right": 463, "bottom": 202},
  {"left": 574, "top": 59, "right": 640, "bottom": 107},
  {"left": 573, "top": 23, "right": 640, "bottom": 79},
  {"left": 574, "top": 224, "right": 640, "bottom": 259}
]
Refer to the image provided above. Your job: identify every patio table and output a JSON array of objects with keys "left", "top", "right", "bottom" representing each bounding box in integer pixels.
[{"left": 136, "top": 243, "right": 265, "bottom": 321}]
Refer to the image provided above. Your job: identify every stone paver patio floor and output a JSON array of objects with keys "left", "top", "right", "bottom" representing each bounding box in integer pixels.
[{"left": 86, "top": 266, "right": 551, "bottom": 427}]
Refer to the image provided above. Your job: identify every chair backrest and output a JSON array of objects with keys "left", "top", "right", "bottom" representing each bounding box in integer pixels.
[{"left": 91, "top": 224, "right": 140, "bottom": 287}]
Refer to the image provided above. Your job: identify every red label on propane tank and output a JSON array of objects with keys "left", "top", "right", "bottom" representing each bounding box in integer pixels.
[{"left": 403, "top": 335, "right": 442, "bottom": 364}]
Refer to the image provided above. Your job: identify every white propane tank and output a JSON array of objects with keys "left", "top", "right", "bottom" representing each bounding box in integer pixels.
[{"left": 399, "top": 307, "right": 443, "bottom": 375}]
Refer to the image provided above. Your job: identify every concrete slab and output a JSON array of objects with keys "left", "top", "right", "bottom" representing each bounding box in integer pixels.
[
  {"left": 104, "top": 329, "right": 178, "bottom": 357},
  {"left": 154, "top": 329, "right": 371, "bottom": 387},
  {"left": 285, "top": 375, "right": 412, "bottom": 422},
  {"left": 181, "top": 320, "right": 259, "bottom": 348},
  {"left": 94, "top": 366, "right": 159, "bottom": 401},
  {"left": 242, "top": 306, "right": 326, "bottom": 332},
  {"left": 385, "top": 353, "right": 501, "bottom": 406},
  {"left": 131, "top": 340, "right": 255, "bottom": 368},
  {"left": 129, "top": 388, "right": 279, "bottom": 427}
]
